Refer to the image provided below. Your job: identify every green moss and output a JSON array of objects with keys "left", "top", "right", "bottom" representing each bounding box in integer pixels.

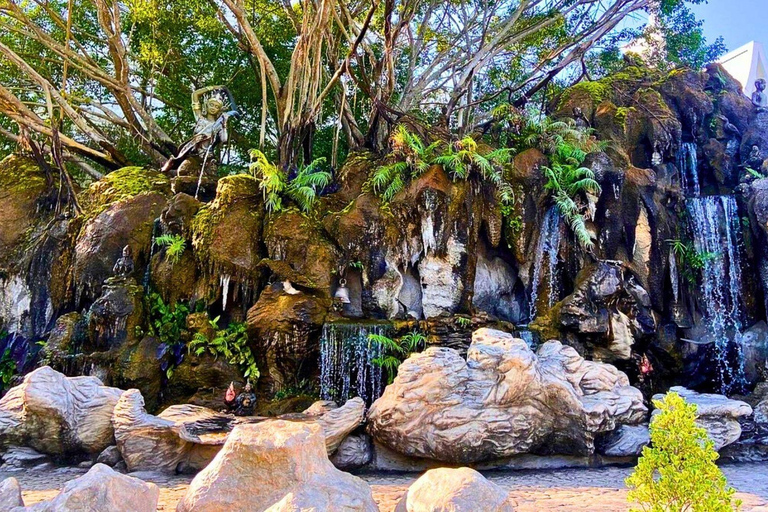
[
  {"left": 80, "top": 166, "right": 170, "bottom": 219},
  {"left": 558, "top": 81, "right": 610, "bottom": 110},
  {"left": 0, "top": 154, "right": 48, "bottom": 197},
  {"left": 212, "top": 174, "right": 260, "bottom": 207}
]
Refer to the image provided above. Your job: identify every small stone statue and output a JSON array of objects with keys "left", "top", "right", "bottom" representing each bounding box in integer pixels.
[
  {"left": 234, "top": 382, "right": 256, "bottom": 416},
  {"left": 747, "top": 144, "right": 764, "bottom": 170},
  {"left": 162, "top": 86, "right": 240, "bottom": 174},
  {"left": 112, "top": 245, "right": 134, "bottom": 278},
  {"left": 752, "top": 79, "right": 768, "bottom": 112},
  {"left": 224, "top": 382, "right": 237, "bottom": 412},
  {"left": 573, "top": 107, "right": 590, "bottom": 129}
]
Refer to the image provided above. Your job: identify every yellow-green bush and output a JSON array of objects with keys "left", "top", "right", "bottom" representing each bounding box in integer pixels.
[{"left": 626, "top": 392, "right": 740, "bottom": 512}]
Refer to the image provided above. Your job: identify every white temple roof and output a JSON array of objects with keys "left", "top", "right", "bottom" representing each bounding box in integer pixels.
[{"left": 718, "top": 41, "right": 768, "bottom": 97}]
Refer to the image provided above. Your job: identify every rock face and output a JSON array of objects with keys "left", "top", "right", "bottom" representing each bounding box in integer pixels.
[
  {"left": 331, "top": 433, "right": 372, "bottom": 470},
  {"left": 176, "top": 420, "right": 377, "bottom": 512},
  {"left": 0, "top": 477, "right": 23, "bottom": 510},
  {"left": 29, "top": 463, "right": 159, "bottom": 512},
  {"left": 652, "top": 387, "right": 752, "bottom": 450},
  {"left": 113, "top": 389, "right": 366, "bottom": 473},
  {"left": 112, "top": 389, "right": 231, "bottom": 473},
  {"left": 0, "top": 366, "right": 122, "bottom": 455},
  {"left": 395, "top": 467, "right": 513, "bottom": 512},
  {"left": 368, "top": 328, "right": 647, "bottom": 463},
  {"left": 596, "top": 424, "right": 650, "bottom": 457}
]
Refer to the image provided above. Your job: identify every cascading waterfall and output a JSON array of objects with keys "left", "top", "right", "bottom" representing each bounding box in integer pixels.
[
  {"left": 220, "top": 274, "right": 231, "bottom": 311},
  {"left": 529, "top": 206, "right": 563, "bottom": 320},
  {"left": 686, "top": 195, "right": 746, "bottom": 393},
  {"left": 319, "top": 322, "right": 391, "bottom": 405},
  {"left": 678, "top": 142, "right": 700, "bottom": 196}
]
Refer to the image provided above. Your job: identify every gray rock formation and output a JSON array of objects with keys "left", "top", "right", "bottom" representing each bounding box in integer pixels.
[
  {"left": 0, "top": 477, "right": 23, "bottom": 510},
  {"left": 330, "top": 433, "right": 372, "bottom": 470},
  {"left": 596, "top": 424, "right": 650, "bottom": 457},
  {"left": 652, "top": 387, "right": 752, "bottom": 450},
  {"left": 0, "top": 366, "right": 122, "bottom": 455},
  {"left": 368, "top": 328, "right": 647, "bottom": 463},
  {"left": 176, "top": 420, "right": 377, "bottom": 512},
  {"left": 395, "top": 467, "right": 513, "bottom": 512}
]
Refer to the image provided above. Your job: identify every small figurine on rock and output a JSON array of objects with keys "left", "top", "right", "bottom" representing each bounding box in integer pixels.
[
  {"left": 234, "top": 382, "right": 257, "bottom": 416},
  {"left": 112, "top": 245, "right": 134, "bottom": 279},
  {"left": 752, "top": 79, "right": 768, "bottom": 112}
]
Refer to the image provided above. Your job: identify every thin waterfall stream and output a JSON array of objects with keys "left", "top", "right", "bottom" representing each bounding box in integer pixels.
[
  {"left": 529, "top": 206, "right": 563, "bottom": 321},
  {"left": 319, "top": 322, "right": 392, "bottom": 405}
]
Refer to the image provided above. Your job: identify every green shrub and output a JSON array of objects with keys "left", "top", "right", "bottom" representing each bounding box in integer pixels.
[
  {"left": 0, "top": 347, "right": 17, "bottom": 392},
  {"left": 188, "top": 317, "right": 259, "bottom": 381},
  {"left": 626, "top": 391, "right": 740, "bottom": 512}
]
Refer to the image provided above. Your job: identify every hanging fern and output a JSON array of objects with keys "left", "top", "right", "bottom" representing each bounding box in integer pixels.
[
  {"left": 543, "top": 160, "right": 601, "bottom": 249},
  {"left": 249, "top": 149, "right": 330, "bottom": 213},
  {"left": 370, "top": 125, "right": 440, "bottom": 202},
  {"left": 155, "top": 234, "right": 187, "bottom": 264},
  {"left": 368, "top": 330, "right": 427, "bottom": 384}
]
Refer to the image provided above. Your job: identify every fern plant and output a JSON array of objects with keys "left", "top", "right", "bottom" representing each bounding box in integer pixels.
[
  {"left": 370, "top": 125, "right": 440, "bottom": 202},
  {"left": 521, "top": 117, "right": 600, "bottom": 155},
  {"left": 542, "top": 141, "right": 601, "bottom": 249},
  {"left": 155, "top": 234, "right": 186, "bottom": 264},
  {"left": 188, "top": 318, "right": 260, "bottom": 380},
  {"left": 368, "top": 331, "right": 427, "bottom": 384},
  {"left": 667, "top": 239, "right": 719, "bottom": 285},
  {"left": 249, "top": 149, "right": 331, "bottom": 213}
]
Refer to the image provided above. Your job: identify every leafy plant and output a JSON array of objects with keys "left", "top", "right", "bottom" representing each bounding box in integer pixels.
[
  {"left": 626, "top": 391, "right": 740, "bottom": 512},
  {"left": 455, "top": 316, "right": 472, "bottom": 328},
  {"left": 188, "top": 318, "right": 260, "bottom": 381},
  {"left": 520, "top": 117, "right": 601, "bottom": 155},
  {"left": 667, "top": 239, "right": 718, "bottom": 285},
  {"left": 369, "top": 330, "right": 427, "bottom": 384},
  {"left": 745, "top": 167, "right": 764, "bottom": 179},
  {"left": 371, "top": 125, "right": 440, "bottom": 202},
  {"left": 145, "top": 292, "right": 190, "bottom": 379},
  {"left": 542, "top": 143, "right": 601, "bottom": 249},
  {"left": 155, "top": 234, "right": 187, "bottom": 264},
  {"left": 249, "top": 149, "right": 331, "bottom": 213},
  {"left": 0, "top": 348, "right": 17, "bottom": 392}
]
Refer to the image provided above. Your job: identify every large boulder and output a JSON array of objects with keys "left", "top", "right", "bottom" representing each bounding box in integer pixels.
[
  {"left": 395, "top": 467, "right": 513, "bottom": 512},
  {"left": 652, "top": 387, "right": 752, "bottom": 450},
  {"left": 74, "top": 191, "right": 167, "bottom": 302},
  {"left": 176, "top": 420, "right": 377, "bottom": 512},
  {"left": 28, "top": 463, "right": 159, "bottom": 512},
  {"left": 113, "top": 389, "right": 366, "bottom": 473},
  {"left": 367, "top": 328, "right": 647, "bottom": 463},
  {"left": 0, "top": 366, "right": 122, "bottom": 455}
]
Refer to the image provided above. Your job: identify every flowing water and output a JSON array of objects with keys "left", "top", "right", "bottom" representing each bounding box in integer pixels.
[
  {"left": 529, "top": 206, "right": 563, "bottom": 321},
  {"left": 686, "top": 195, "right": 747, "bottom": 393},
  {"left": 319, "top": 322, "right": 391, "bottom": 405},
  {"left": 678, "top": 142, "right": 700, "bottom": 196}
]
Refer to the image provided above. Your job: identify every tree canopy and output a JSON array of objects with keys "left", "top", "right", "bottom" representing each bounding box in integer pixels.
[{"left": 0, "top": 0, "right": 724, "bottom": 175}]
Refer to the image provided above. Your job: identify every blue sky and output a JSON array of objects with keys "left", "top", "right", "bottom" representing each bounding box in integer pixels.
[{"left": 692, "top": 0, "right": 765, "bottom": 51}]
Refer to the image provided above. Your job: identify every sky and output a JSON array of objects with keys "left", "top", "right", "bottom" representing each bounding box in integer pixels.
[{"left": 692, "top": 0, "right": 765, "bottom": 52}]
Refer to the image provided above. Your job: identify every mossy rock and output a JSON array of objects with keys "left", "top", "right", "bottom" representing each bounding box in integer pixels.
[
  {"left": 190, "top": 174, "right": 263, "bottom": 281},
  {"left": 113, "top": 335, "right": 164, "bottom": 412},
  {"left": 80, "top": 166, "right": 170, "bottom": 220},
  {"left": 0, "top": 154, "right": 50, "bottom": 264}
]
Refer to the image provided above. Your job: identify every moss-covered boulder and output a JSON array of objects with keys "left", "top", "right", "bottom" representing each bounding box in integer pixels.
[
  {"left": 80, "top": 167, "right": 170, "bottom": 219},
  {"left": 190, "top": 175, "right": 263, "bottom": 282},
  {"left": 0, "top": 154, "right": 50, "bottom": 267},
  {"left": 74, "top": 192, "right": 167, "bottom": 303}
]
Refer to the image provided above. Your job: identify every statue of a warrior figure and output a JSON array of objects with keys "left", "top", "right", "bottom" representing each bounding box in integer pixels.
[
  {"left": 752, "top": 79, "right": 768, "bottom": 112},
  {"left": 162, "top": 86, "right": 240, "bottom": 175},
  {"left": 573, "top": 107, "right": 590, "bottom": 130}
]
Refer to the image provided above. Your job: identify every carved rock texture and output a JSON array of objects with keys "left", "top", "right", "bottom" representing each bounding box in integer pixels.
[
  {"left": 0, "top": 366, "right": 122, "bottom": 455},
  {"left": 368, "top": 328, "right": 647, "bottom": 463},
  {"left": 176, "top": 420, "right": 377, "bottom": 512},
  {"left": 652, "top": 387, "right": 752, "bottom": 450}
]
